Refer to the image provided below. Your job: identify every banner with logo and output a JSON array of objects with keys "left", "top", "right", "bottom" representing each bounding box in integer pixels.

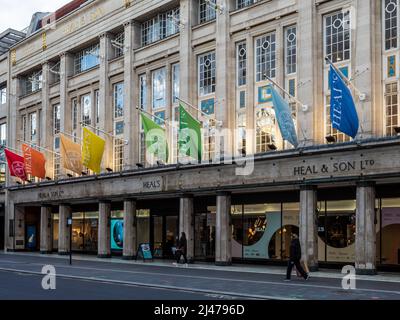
[
  {"left": 22, "top": 144, "right": 46, "bottom": 179},
  {"left": 60, "top": 134, "right": 83, "bottom": 175},
  {"left": 178, "top": 104, "right": 202, "bottom": 161},
  {"left": 5, "top": 149, "right": 27, "bottom": 181},
  {"left": 82, "top": 127, "right": 105, "bottom": 174},
  {"left": 141, "top": 113, "right": 169, "bottom": 163}
]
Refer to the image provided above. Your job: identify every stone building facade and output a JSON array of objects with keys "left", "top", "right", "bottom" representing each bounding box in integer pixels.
[{"left": 1, "top": 0, "right": 400, "bottom": 274}]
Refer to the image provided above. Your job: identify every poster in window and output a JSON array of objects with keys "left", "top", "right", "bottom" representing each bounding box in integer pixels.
[
  {"left": 258, "top": 85, "right": 273, "bottom": 104},
  {"left": 201, "top": 98, "right": 215, "bottom": 115},
  {"left": 26, "top": 225, "right": 37, "bottom": 250},
  {"left": 388, "top": 55, "right": 396, "bottom": 78},
  {"left": 111, "top": 219, "right": 123, "bottom": 250}
]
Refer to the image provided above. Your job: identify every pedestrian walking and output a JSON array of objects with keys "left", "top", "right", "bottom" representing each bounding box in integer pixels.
[
  {"left": 285, "top": 233, "right": 309, "bottom": 281},
  {"left": 175, "top": 232, "right": 188, "bottom": 265}
]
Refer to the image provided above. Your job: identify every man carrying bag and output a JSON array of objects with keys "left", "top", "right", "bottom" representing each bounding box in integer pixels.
[{"left": 285, "top": 233, "right": 310, "bottom": 281}]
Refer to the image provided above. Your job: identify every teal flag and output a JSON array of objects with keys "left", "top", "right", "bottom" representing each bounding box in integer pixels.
[
  {"left": 179, "top": 104, "right": 202, "bottom": 161},
  {"left": 270, "top": 86, "right": 299, "bottom": 148}
]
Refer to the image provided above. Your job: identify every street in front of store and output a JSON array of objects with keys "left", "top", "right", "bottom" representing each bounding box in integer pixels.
[{"left": 0, "top": 253, "right": 399, "bottom": 300}]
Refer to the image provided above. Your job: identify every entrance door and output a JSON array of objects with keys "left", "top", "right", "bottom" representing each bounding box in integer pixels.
[{"left": 151, "top": 215, "right": 178, "bottom": 259}]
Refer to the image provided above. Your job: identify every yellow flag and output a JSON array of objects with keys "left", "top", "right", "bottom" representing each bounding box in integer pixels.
[
  {"left": 60, "top": 134, "right": 83, "bottom": 175},
  {"left": 82, "top": 127, "right": 105, "bottom": 174}
]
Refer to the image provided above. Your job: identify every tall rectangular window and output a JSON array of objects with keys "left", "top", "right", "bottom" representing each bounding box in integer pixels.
[
  {"left": 139, "top": 74, "right": 147, "bottom": 110},
  {"left": 74, "top": 44, "right": 100, "bottom": 74},
  {"left": 237, "top": 42, "right": 247, "bottom": 86},
  {"left": 152, "top": 68, "right": 166, "bottom": 110},
  {"left": 24, "top": 71, "right": 42, "bottom": 95},
  {"left": 237, "top": 0, "right": 254, "bottom": 9},
  {"left": 324, "top": 10, "right": 351, "bottom": 63},
  {"left": 114, "top": 32, "right": 125, "bottom": 58},
  {"left": 256, "top": 32, "right": 276, "bottom": 81},
  {"left": 22, "top": 115, "right": 27, "bottom": 142},
  {"left": 29, "top": 112, "right": 37, "bottom": 143},
  {"left": 81, "top": 94, "right": 92, "bottom": 126},
  {"left": 285, "top": 26, "right": 297, "bottom": 75},
  {"left": 95, "top": 90, "right": 100, "bottom": 125},
  {"left": 199, "top": 0, "right": 216, "bottom": 24},
  {"left": 72, "top": 99, "right": 78, "bottom": 131},
  {"left": 114, "top": 83, "right": 124, "bottom": 118},
  {"left": 53, "top": 104, "right": 61, "bottom": 135},
  {"left": 0, "top": 86, "right": 6, "bottom": 104},
  {"left": 198, "top": 51, "right": 216, "bottom": 96},
  {"left": 172, "top": 64, "right": 180, "bottom": 104},
  {"left": 384, "top": 0, "right": 398, "bottom": 50},
  {"left": 0, "top": 123, "right": 6, "bottom": 146},
  {"left": 385, "top": 82, "right": 399, "bottom": 136}
]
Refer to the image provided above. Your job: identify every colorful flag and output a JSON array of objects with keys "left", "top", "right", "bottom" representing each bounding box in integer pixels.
[
  {"left": 270, "top": 86, "right": 299, "bottom": 148},
  {"left": 22, "top": 144, "right": 46, "bottom": 179},
  {"left": 60, "top": 134, "right": 83, "bottom": 175},
  {"left": 329, "top": 64, "right": 359, "bottom": 139},
  {"left": 82, "top": 127, "right": 105, "bottom": 174},
  {"left": 4, "top": 149, "right": 27, "bottom": 181},
  {"left": 179, "top": 104, "right": 202, "bottom": 161},
  {"left": 140, "top": 113, "right": 169, "bottom": 163}
]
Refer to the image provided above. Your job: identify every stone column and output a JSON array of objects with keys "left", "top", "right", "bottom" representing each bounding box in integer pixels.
[
  {"left": 123, "top": 198, "right": 137, "bottom": 260},
  {"left": 99, "top": 33, "right": 113, "bottom": 171},
  {"left": 98, "top": 200, "right": 111, "bottom": 258},
  {"left": 41, "top": 62, "right": 53, "bottom": 178},
  {"left": 297, "top": 0, "right": 315, "bottom": 145},
  {"left": 14, "top": 206, "right": 25, "bottom": 251},
  {"left": 179, "top": 194, "right": 194, "bottom": 263},
  {"left": 58, "top": 204, "right": 71, "bottom": 255},
  {"left": 216, "top": 191, "right": 231, "bottom": 266},
  {"left": 40, "top": 205, "right": 52, "bottom": 254},
  {"left": 215, "top": 0, "right": 234, "bottom": 159},
  {"left": 355, "top": 181, "right": 376, "bottom": 275},
  {"left": 300, "top": 185, "right": 318, "bottom": 271},
  {"left": 123, "top": 20, "right": 141, "bottom": 170}
]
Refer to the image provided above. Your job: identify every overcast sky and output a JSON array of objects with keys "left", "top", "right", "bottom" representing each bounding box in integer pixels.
[{"left": 0, "top": 0, "right": 69, "bottom": 32}]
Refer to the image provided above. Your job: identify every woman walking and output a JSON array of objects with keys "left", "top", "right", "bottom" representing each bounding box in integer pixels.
[
  {"left": 285, "top": 233, "right": 309, "bottom": 281},
  {"left": 175, "top": 232, "right": 188, "bottom": 265}
]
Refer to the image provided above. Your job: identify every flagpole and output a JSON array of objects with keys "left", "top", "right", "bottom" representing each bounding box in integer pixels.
[
  {"left": 79, "top": 123, "right": 129, "bottom": 144},
  {"left": 136, "top": 107, "right": 175, "bottom": 128},
  {"left": 175, "top": 97, "right": 221, "bottom": 127},
  {"left": 59, "top": 131, "right": 83, "bottom": 142},
  {"left": 264, "top": 75, "right": 308, "bottom": 143},
  {"left": 324, "top": 56, "right": 364, "bottom": 98},
  {"left": 16, "top": 139, "right": 61, "bottom": 156},
  {"left": 0, "top": 144, "right": 24, "bottom": 156}
]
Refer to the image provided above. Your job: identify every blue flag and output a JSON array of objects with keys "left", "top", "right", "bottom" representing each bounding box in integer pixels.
[
  {"left": 329, "top": 65, "right": 359, "bottom": 139},
  {"left": 270, "top": 86, "right": 299, "bottom": 148}
]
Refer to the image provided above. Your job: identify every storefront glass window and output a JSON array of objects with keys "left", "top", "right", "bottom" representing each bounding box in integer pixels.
[
  {"left": 195, "top": 209, "right": 216, "bottom": 260},
  {"left": 380, "top": 198, "right": 400, "bottom": 265},
  {"left": 137, "top": 209, "right": 150, "bottom": 246},
  {"left": 318, "top": 200, "right": 356, "bottom": 263},
  {"left": 70, "top": 212, "right": 98, "bottom": 253},
  {"left": 232, "top": 203, "right": 299, "bottom": 261},
  {"left": 52, "top": 214, "right": 59, "bottom": 250}
]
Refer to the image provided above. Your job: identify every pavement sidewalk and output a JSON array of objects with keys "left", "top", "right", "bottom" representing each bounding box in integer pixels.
[{"left": 4, "top": 251, "right": 400, "bottom": 283}]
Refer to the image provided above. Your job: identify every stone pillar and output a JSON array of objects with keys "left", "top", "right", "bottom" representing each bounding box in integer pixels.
[
  {"left": 123, "top": 20, "right": 141, "bottom": 170},
  {"left": 354, "top": 0, "right": 374, "bottom": 138},
  {"left": 216, "top": 191, "right": 231, "bottom": 266},
  {"left": 297, "top": 0, "right": 315, "bottom": 145},
  {"left": 179, "top": 194, "right": 194, "bottom": 263},
  {"left": 40, "top": 62, "right": 53, "bottom": 178},
  {"left": 99, "top": 33, "right": 113, "bottom": 171},
  {"left": 40, "top": 205, "right": 52, "bottom": 254},
  {"left": 355, "top": 181, "right": 377, "bottom": 275},
  {"left": 58, "top": 204, "right": 71, "bottom": 255},
  {"left": 98, "top": 200, "right": 111, "bottom": 258},
  {"left": 14, "top": 206, "right": 25, "bottom": 251},
  {"left": 300, "top": 185, "right": 318, "bottom": 271},
  {"left": 215, "top": 0, "right": 234, "bottom": 159},
  {"left": 123, "top": 198, "right": 137, "bottom": 260}
]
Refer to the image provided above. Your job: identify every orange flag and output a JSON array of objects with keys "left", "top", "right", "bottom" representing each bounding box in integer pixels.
[
  {"left": 22, "top": 144, "right": 46, "bottom": 179},
  {"left": 60, "top": 134, "right": 83, "bottom": 175}
]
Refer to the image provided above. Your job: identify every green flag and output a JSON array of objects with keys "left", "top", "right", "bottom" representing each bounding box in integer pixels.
[
  {"left": 141, "top": 113, "right": 169, "bottom": 163},
  {"left": 179, "top": 104, "right": 202, "bottom": 161}
]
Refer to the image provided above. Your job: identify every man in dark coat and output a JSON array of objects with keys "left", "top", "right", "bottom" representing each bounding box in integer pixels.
[
  {"left": 176, "top": 232, "right": 188, "bottom": 264},
  {"left": 285, "top": 233, "right": 309, "bottom": 281}
]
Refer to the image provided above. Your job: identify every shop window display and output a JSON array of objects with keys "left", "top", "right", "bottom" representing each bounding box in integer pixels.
[
  {"left": 232, "top": 203, "right": 299, "bottom": 260},
  {"left": 379, "top": 198, "right": 400, "bottom": 265},
  {"left": 70, "top": 212, "right": 98, "bottom": 253},
  {"left": 317, "top": 200, "right": 356, "bottom": 263},
  {"left": 195, "top": 210, "right": 216, "bottom": 260}
]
